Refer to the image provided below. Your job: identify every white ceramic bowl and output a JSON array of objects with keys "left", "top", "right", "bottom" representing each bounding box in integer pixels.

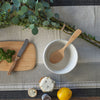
[{"left": 43, "top": 40, "right": 78, "bottom": 74}]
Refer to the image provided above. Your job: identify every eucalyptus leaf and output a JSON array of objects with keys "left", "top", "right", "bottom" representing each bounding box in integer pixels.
[
  {"left": 1, "top": 2, "right": 11, "bottom": 12},
  {"left": 51, "top": 22, "right": 60, "bottom": 28},
  {"left": 20, "top": 14, "right": 26, "bottom": 19},
  {"left": 35, "top": 9, "right": 39, "bottom": 16},
  {"left": 12, "top": 0, "right": 20, "bottom": 8},
  {"left": 55, "top": 13, "right": 59, "bottom": 19},
  {"left": 0, "top": 0, "right": 100, "bottom": 48},
  {"left": 17, "top": 6, "right": 28, "bottom": 16},
  {"left": 46, "top": 9, "right": 54, "bottom": 19},
  {"left": 11, "top": 5, "right": 17, "bottom": 12},
  {"left": 42, "top": 1, "right": 50, "bottom": 8},
  {"left": 17, "top": 10, "right": 24, "bottom": 15},
  {"left": 27, "top": 10, "right": 33, "bottom": 15},
  {"left": 0, "top": 2, "right": 1, "bottom": 7},
  {"left": 29, "top": 15, "right": 37, "bottom": 23},
  {"left": 36, "top": 0, "right": 38, "bottom": 4},
  {"left": 29, "top": 24, "right": 34, "bottom": 29},
  {"left": 35, "top": 2, "right": 44, "bottom": 11},
  {"left": 50, "top": 0, "right": 54, "bottom": 3},
  {"left": 35, "top": 2, "right": 44, "bottom": 16},
  {"left": 18, "top": 0, "right": 23, "bottom": 3},
  {"left": 12, "top": 17, "right": 19, "bottom": 24},
  {"left": 27, "top": 0, "right": 35, "bottom": 8},
  {"left": 24, "top": 25, "right": 29, "bottom": 29},
  {"left": 22, "top": 0, "right": 27, "bottom": 3},
  {"left": 21, "top": 5, "right": 28, "bottom": 13},
  {"left": 51, "top": 22, "right": 56, "bottom": 26},
  {"left": 32, "top": 26, "right": 38, "bottom": 35},
  {"left": 43, "top": 21, "right": 49, "bottom": 26},
  {"left": 93, "top": 36, "right": 96, "bottom": 40}
]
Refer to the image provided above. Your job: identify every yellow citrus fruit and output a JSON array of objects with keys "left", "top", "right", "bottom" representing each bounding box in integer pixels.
[{"left": 57, "top": 87, "right": 72, "bottom": 100}]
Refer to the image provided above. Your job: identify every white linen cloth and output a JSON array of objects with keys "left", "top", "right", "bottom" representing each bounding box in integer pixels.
[{"left": 0, "top": 6, "right": 100, "bottom": 90}]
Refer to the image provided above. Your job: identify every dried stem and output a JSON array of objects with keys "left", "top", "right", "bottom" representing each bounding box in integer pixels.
[{"left": 51, "top": 17, "right": 100, "bottom": 48}]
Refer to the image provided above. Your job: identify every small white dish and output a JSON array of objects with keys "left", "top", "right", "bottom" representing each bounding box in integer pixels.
[{"left": 43, "top": 40, "right": 78, "bottom": 74}]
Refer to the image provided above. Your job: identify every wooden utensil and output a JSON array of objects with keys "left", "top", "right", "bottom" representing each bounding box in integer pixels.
[
  {"left": 50, "top": 29, "right": 82, "bottom": 64},
  {"left": 8, "top": 39, "right": 29, "bottom": 75},
  {"left": 0, "top": 41, "right": 36, "bottom": 72}
]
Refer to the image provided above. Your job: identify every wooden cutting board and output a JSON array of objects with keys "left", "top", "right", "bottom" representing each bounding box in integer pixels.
[{"left": 0, "top": 41, "right": 36, "bottom": 71}]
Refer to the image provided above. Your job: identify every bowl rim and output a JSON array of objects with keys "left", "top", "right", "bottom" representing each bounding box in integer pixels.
[{"left": 43, "top": 39, "right": 78, "bottom": 74}]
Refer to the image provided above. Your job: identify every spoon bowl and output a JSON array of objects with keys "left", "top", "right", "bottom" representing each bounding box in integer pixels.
[
  {"left": 49, "top": 29, "right": 81, "bottom": 64},
  {"left": 50, "top": 49, "right": 64, "bottom": 64}
]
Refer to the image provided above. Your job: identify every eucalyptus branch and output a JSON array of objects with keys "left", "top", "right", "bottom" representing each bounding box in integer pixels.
[
  {"left": 0, "top": 0, "right": 100, "bottom": 48},
  {"left": 51, "top": 17, "right": 100, "bottom": 48}
]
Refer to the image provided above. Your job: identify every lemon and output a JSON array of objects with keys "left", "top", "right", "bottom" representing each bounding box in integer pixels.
[{"left": 57, "top": 87, "right": 72, "bottom": 100}]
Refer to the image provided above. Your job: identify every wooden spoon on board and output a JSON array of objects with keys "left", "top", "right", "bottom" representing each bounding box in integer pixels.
[{"left": 50, "top": 29, "right": 82, "bottom": 64}]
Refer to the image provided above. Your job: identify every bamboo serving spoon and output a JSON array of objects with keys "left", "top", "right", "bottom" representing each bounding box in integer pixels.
[{"left": 50, "top": 29, "right": 82, "bottom": 64}]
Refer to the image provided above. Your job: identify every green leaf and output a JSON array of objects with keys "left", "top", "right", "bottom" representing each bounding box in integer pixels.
[
  {"left": 17, "top": 6, "right": 28, "bottom": 15},
  {"left": 35, "top": 9, "right": 39, "bottom": 16},
  {"left": 20, "top": 14, "right": 26, "bottom": 19},
  {"left": 12, "top": 0, "right": 20, "bottom": 8},
  {"left": 21, "top": 6, "right": 28, "bottom": 13},
  {"left": 51, "top": 22, "right": 56, "bottom": 26},
  {"left": 11, "top": 17, "right": 19, "bottom": 24},
  {"left": 36, "top": 0, "right": 38, "bottom": 4},
  {"left": 55, "top": 13, "right": 59, "bottom": 19},
  {"left": 46, "top": 9, "right": 54, "bottom": 19},
  {"left": 17, "top": 10, "right": 24, "bottom": 15},
  {"left": 22, "top": 24, "right": 29, "bottom": 29},
  {"left": 35, "top": 2, "right": 44, "bottom": 15},
  {"left": 27, "top": 10, "right": 33, "bottom": 15},
  {"left": 42, "top": 1, "right": 50, "bottom": 8},
  {"left": 22, "top": 0, "right": 27, "bottom": 3},
  {"left": 1, "top": 2, "right": 11, "bottom": 12},
  {"left": 18, "top": 0, "right": 23, "bottom": 2},
  {"left": 35, "top": 2, "right": 44, "bottom": 11},
  {"left": 28, "top": 15, "right": 37, "bottom": 23},
  {"left": 50, "top": 0, "right": 54, "bottom": 3},
  {"left": 51, "top": 22, "right": 60, "bottom": 28},
  {"left": 93, "top": 36, "right": 96, "bottom": 40},
  {"left": 32, "top": 26, "right": 38, "bottom": 35},
  {"left": 27, "top": 0, "right": 35, "bottom": 8},
  {"left": 43, "top": 21, "right": 49, "bottom": 26},
  {"left": 29, "top": 24, "right": 34, "bottom": 29},
  {"left": 0, "top": 2, "right": 1, "bottom": 7}
]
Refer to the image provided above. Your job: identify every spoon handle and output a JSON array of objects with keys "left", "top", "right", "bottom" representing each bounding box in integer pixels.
[{"left": 63, "top": 29, "right": 82, "bottom": 50}]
